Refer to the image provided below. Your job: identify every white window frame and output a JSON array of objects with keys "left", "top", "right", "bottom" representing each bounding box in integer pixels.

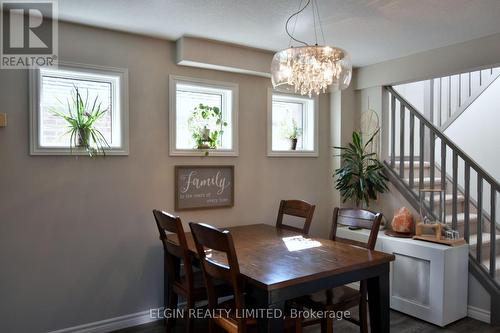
[
  {"left": 169, "top": 75, "right": 239, "bottom": 156},
  {"left": 267, "top": 88, "right": 319, "bottom": 157},
  {"left": 29, "top": 62, "right": 129, "bottom": 155}
]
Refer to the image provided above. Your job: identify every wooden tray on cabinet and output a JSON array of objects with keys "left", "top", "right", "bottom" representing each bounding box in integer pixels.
[{"left": 412, "top": 235, "right": 466, "bottom": 246}]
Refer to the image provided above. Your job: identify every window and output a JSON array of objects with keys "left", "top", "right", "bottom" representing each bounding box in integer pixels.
[
  {"left": 268, "top": 90, "right": 318, "bottom": 157},
  {"left": 30, "top": 62, "right": 129, "bottom": 155},
  {"left": 169, "top": 75, "right": 238, "bottom": 156}
]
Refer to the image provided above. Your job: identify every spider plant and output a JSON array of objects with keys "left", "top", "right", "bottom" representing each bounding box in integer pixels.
[
  {"left": 52, "top": 86, "right": 110, "bottom": 157},
  {"left": 333, "top": 130, "right": 389, "bottom": 207}
]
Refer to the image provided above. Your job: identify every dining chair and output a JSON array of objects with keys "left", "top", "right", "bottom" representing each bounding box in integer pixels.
[
  {"left": 300, "top": 207, "right": 383, "bottom": 333},
  {"left": 152, "top": 210, "right": 209, "bottom": 333},
  {"left": 276, "top": 199, "right": 316, "bottom": 235},
  {"left": 189, "top": 222, "right": 302, "bottom": 333}
]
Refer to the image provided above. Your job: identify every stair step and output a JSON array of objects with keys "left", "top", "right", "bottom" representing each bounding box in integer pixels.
[
  {"left": 444, "top": 212, "right": 477, "bottom": 224},
  {"left": 480, "top": 255, "right": 500, "bottom": 284},
  {"left": 404, "top": 177, "right": 442, "bottom": 187},
  {"left": 394, "top": 160, "right": 431, "bottom": 169},
  {"left": 469, "top": 231, "right": 500, "bottom": 261},
  {"left": 468, "top": 231, "right": 500, "bottom": 246},
  {"left": 433, "top": 193, "right": 465, "bottom": 203}
]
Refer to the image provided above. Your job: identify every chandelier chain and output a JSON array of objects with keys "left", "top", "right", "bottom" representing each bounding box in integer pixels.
[
  {"left": 312, "top": 0, "right": 318, "bottom": 45},
  {"left": 314, "top": 0, "right": 326, "bottom": 45},
  {"left": 288, "top": 0, "right": 304, "bottom": 47},
  {"left": 285, "top": 0, "right": 310, "bottom": 46}
]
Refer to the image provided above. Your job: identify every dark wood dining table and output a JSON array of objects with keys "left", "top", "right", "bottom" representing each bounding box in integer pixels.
[{"left": 166, "top": 223, "right": 395, "bottom": 332}]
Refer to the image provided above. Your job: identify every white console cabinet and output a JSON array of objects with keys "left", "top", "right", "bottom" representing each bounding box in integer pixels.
[{"left": 336, "top": 227, "right": 469, "bottom": 326}]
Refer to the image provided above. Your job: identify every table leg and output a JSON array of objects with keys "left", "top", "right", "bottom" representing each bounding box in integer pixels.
[
  {"left": 257, "top": 301, "right": 285, "bottom": 333},
  {"left": 367, "top": 263, "right": 390, "bottom": 333}
]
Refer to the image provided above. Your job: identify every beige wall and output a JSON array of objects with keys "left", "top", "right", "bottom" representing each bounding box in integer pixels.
[
  {"left": 0, "top": 22, "right": 333, "bottom": 333},
  {"left": 356, "top": 32, "right": 500, "bottom": 89}
]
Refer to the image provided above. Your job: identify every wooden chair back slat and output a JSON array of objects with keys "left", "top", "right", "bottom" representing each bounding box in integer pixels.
[
  {"left": 153, "top": 209, "right": 194, "bottom": 288},
  {"left": 330, "top": 207, "right": 383, "bottom": 250},
  {"left": 276, "top": 199, "right": 316, "bottom": 235},
  {"left": 189, "top": 222, "right": 246, "bottom": 313}
]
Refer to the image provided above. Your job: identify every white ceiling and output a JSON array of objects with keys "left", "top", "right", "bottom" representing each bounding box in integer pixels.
[{"left": 57, "top": 0, "right": 500, "bottom": 67}]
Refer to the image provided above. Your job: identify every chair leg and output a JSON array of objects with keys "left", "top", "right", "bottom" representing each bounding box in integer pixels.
[
  {"left": 320, "top": 318, "right": 327, "bottom": 333},
  {"left": 295, "top": 317, "right": 302, "bottom": 333},
  {"left": 359, "top": 298, "right": 368, "bottom": 333},
  {"left": 185, "top": 296, "right": 194, "bottom": 333},
  {"left": 166, "top": 290, "right": 178, "bottom": 333},
  {"left": 208, "top": 319, "right": 215, "bottom": 333},
  {"left": 326, "top": 317, "right": 333, "bottom": 333}
]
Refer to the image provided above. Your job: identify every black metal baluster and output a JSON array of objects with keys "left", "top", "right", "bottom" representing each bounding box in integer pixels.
[
  {"left": 477, "top": 175, "right": 483, "bottom": 263},
  {"left": 458, "top": 74, "right": 462, "bottom": 107},
  {"left": 452, "top": 151, "right": 458, "bottom": 230},
  {"left": 419, "top": 122, "right": 425, "bottom": 191},
  {"left": 441, "top": 141, "right": 446, "bottom": 223},
  {"left": 464, "top": 163, "right": 470, "bottom": 242},
  {"left": 391, "top": 95, "right": 396, "bottom": 169},
  {"left": 400, "top": 103, "right": 405, "bottom": 179},
  {"left": 409, "top": 113, "right": 415, "bottom": 189},
  {"left": 468, "top": 72, "right": 472, "bottom": 97},
  {"left": 490, "top": 188, "right": 497, "bottom": 278},
  {"left": 438, "top": 78, "right": 442, "bottom": 127},
  {"left": 430, "top": 132, "right": 436, "bottom": 213},
  {"left": 448, "top": 76, "right": 452, "bottom": 119}
]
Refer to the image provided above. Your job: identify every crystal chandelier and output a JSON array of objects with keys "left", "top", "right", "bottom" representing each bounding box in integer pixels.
[{"left": 271, "top": 0, "right": 352, "bottom": 96}]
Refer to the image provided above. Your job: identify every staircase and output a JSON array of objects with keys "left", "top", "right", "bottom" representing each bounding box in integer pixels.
[{"left": 384, "top": 81, "right": 500, "bottom": 325}]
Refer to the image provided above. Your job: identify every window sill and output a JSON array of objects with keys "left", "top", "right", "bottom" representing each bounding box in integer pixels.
[
  {"left": 30, "top": 147, "right": 129, "bottom": 156},
  {"left": 267, "top": 150, "right": 318, "bottom": 157},
  {"left": 170, "top": 149, "right": 238, "bottom": 157}
]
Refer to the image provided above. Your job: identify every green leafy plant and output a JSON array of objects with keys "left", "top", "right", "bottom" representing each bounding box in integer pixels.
[
  {"left": 188, "top": 104, "right": 227, "bottom": 149},
  {"left": 52, "top": 86, "right": 110, "bottom": 157},
  {"left": 287, "top": 119, "right": 302, "bottom": 140},
  {"left": 333, "top": 130, "right": 389, "bottom": 207}
]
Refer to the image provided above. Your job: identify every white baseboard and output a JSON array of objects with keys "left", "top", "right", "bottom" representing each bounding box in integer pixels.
[
  {"left": 47, "top": 309, "right": 161, "bottom": 333},
  {"left": 467, "top": 305, "right": 490, "bottom": 323}
]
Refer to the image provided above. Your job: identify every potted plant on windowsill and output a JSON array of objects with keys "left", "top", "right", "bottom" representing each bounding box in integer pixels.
[
  {"left": 188, "top": 104, "right": 227, "bottom": 153},
  {"left": 52, "top": 86, "right": 110, "bottom": 157},
  {"left": 286, "top": 119, "right": 302, "bottom": 150},
  {"left": 333, "top": 130, "right": 389, "bottom": 207}
]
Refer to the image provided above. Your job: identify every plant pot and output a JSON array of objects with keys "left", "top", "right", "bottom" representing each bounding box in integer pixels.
[
  {"left": 197, "top": 143, "right": 211, "bottom": 149},
  {"left": 77, "top": 128, "right": 90, "bottom": 148},
  {"left": 290, "top": 138, "right": 298, "bottom": 150}
]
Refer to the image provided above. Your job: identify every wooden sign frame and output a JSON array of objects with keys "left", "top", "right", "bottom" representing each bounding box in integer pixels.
[{"left": 174, "top": 165, "right": 234, "bottom": 211}]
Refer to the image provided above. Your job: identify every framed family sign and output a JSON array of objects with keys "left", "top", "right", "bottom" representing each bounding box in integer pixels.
[{"left": 175, "top": 165, "right": 234, "bottom": 211}]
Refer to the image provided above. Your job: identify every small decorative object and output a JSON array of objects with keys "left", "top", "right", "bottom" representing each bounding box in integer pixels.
[
  {"left": 52, "top": 86, "right": 110, "bottom": 157},
  {"left": 391, "top": 207, "right": 414, "bottom": 234},
  {"left": 287, "top": 119, "right": 302, "bottom": 150},
  {"left": 271, "top": 0, "right": 352, "bottom": 96},
  {"left": 413, "top": 222, "right": 466, "bottom": 246},
  {"left": 411, "top": 188, "right": 466, "bottom": 245},
  {"left": 175, "top": 165, "right": 234, "bottom": 211},
  {"left": 333, "top": 130, "right": 389, "bottom": 207},
  {"left": 188, "top": 104, "right": 227, "bottom": 151}
]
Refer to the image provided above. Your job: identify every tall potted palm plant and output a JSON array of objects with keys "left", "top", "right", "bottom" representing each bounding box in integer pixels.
[{"left": 333, "top": 130, "right": 389, "bottom": 207}]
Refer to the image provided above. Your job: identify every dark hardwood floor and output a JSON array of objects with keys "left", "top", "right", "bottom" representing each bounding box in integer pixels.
[{"left": 113, "top": 310, "right": 499, "bottom": 333}]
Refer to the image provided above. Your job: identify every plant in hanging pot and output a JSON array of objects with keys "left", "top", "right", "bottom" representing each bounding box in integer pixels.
[
  {"left": 52, "top": 86, "right": 110, "bottom": 157},
  {"left": 333, "top": 130, "right": 389, "bottom": 207},
  {"left": 284, "top": 119, "right": 302, "bottom": 150},
  {"left": 188, "top": 104, "right": 227, "bottom": 151}
]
